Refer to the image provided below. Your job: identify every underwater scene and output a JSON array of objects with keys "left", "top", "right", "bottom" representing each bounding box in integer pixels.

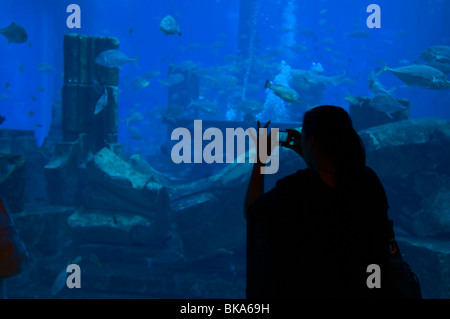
[{"left": 0, "top": 0, "right": 449, "bottom": 299}]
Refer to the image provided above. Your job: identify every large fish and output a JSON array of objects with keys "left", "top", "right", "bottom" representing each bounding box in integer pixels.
[
  {"left": 95, "top": 49, "right": 139, "bottom": 68},
  {"left": 264, "top": 80, "right": 301, "bottom": 105},
  {"left": 0, "top": 22, "right": 27, "bottom": 44},
  {"left": 419, "top": 45, "right": 450, "bottom": 64},
  {"left": 381, "top": 61, "right": 450, "bottom": 90}
]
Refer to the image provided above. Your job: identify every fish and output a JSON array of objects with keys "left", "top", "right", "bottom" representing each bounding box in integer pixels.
[
  {"left": 0, "top": 22, "right": 28, "bottom": 44},
  {"left": 18, "top": 64, "right": 25, "bottom": 72},
  {"left": 159, "top": 15, "right": 181, "bottom": 36},
  {"left": 30, "top": 94, "right": 36, "bottom": 102},
  {"left": 128, "top": 76, "right": 150, "bottom": 90},
  {"left": 368, "top": 94, "right": 407, "bottom": 118},
  {"left": 345, "top": 30, "right": 371, "bottom": 38},
  {"left": 419, "top": 45, "right": 450, "bottom": 64},
  {"left": 291, "top": 68, "right": 353, "bottom": 87},
  {"left": 143, "top": 70, "right": 160, "bottom": 80},
  {"left": 187, "top": 98, "right": 219, "bottom": 115},
  {"left": 126, "top": 111, "right": 143, "bottom": 125},
  {"left": 230, "top": 99, "right": 264, "bottom": 115},
  {"left": 94, "top": 88, "right": 108, "bottom": 115},
  {"left": 51, "top": 256, "right": 82, "bottom": 296},
  {"left": 128, "top": 27, "right": 135, "bottom": 35},
  {"left": 27, "top": 110, "right": 35, "bottom": 117},
  {"left": 36, "top": 63, "right": 54, "bottom": 73},
  {"left": 36, "top": 85, "right": 45, "bottom": 92},
  {"left": 95, "top": 49, "right": 139, "bottom": 68},
  {"left": 264, "top": 80, "right": 302, "bottom": 105},
  {"left": 0, "top": 115, "right": 5, "bottom": 125},
  {"left": 381, "top": 61, "right": 450, "bottom": 90},
  {"left": 5, "top": 82, "right": 10, "bottom": 89},
  {"left": 159, "top": 73, "right": 185, "bottom": 87}
]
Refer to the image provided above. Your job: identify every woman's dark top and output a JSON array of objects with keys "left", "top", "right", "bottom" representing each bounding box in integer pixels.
[{"left": 246, "top": 167, "right": 390, "bottom": 299}]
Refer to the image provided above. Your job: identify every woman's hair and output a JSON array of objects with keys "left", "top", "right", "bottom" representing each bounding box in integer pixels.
[{"left": 302, "top": 105, "right": 366, "bottom": 186}]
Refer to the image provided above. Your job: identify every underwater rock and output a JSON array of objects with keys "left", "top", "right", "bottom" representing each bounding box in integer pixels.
[
  {"left": 67, "top": 208, "right": 153, "bottom": 245},
  {"left": 0, "top": 129, "right": 47, "bottom": 204},
  {"left": 84, "top": 147, "right": 171, "bottom": 221},
  {"left": 397, "top": 236, "right": 450, "bottom": 298},
  {"left": 0, "top": 154, "right": 26, "bottom": 213},
  {"left": 359, "top": 118, "right": 450, "bottom": 237}
]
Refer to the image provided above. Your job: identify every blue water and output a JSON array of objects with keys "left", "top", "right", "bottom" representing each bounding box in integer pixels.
[
  {"left": 1, "top": 0, "right": 449, "bottom": 146},
  {"left": 1, "top": 0, "right": 449, "bottom": 299}
]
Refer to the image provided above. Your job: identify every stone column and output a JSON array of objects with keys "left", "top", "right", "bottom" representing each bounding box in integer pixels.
[{"left": 45, "top": 34, "right": 120, "bottom": 205}]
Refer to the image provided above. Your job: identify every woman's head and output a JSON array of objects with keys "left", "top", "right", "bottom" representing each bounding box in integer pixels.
[{"left": 301, "top": 105, "right": 365, "bottom": 180}]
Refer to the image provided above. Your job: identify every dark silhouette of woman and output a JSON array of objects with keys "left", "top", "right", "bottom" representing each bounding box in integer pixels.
[{"left": 245, "top": 105, "right": 390, "bottom": 299}]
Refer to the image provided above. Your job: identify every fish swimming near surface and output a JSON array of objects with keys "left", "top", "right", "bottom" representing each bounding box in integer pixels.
[
  {"left": 0, "top": 22, "right": 28, "bottom": 44},
  {"left": 0, "top": 115, "right": 5, "bottom": 125},
  {"left": 265, "top": 80, "right": 302, "bottom": 105},
  {"left": 159, "top": 15, "right": 181, "bottom": 36},
  {"left": 419, "top": 45, "right": 450, "bottom": 64},
  {"left": 95, "top": 49, "right": 139, "bottom": 68},
  {"left": 94, "top": 88, "right": 108, "bottom": 115},
  {"left": 381, "top": 61, "right": 450, "bottom": 90}
]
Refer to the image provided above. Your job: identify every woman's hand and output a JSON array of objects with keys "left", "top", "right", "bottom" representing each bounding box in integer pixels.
[{"left": 280, "top": 128, "right": 303, "bottom": 158}]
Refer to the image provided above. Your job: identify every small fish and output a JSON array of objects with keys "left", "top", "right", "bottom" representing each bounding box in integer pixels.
[
  {"left": 0, "top": 115, "right": 5, "bottom": 125},
  {"left": 5, "top": 82, "right": 10, "bottom": 89},
  {"left": 129, "top": 135, "right": 143, "bottom": 141},
  {"left": 36, "top": 85, "right": 45, "bottom": 92},
  {"left": 159, "top": 73, "right": 185, "bottom": 87},
  {"left": 36, "top": 63, "right": 54, "bottom": 73},
  {"left": 18, "top": 64, "right": 24, "bottom": 72},
  {"left": 95, "top": 49, "right": 139, "bottom": 69},
  {"left": 27, "top": 110, "right": 35, "bottom": 117},
  {"left": 30, "top": 94, "right": 36, "bottom": 102},
  {"left": 0, "top": 22, "right": 28, "bottom": 44},
  {"left": 159, "top": 15, "right": 181, "bottom": 36},
  {"left": 128, "top": 27, "right": 135, "bottom": 35},
  {"left": 128, "top": 76, "right": 150, "bottom": 90},
  {"left": 94, "top": 88, "right": 108, "bottom": 115},
  {"left": 143, "top": 70, "right": 160, "bottom": 80},
  {"left": 126, "top": 111, "right": 143, "bottom": 125},
  {"left": 264, "top": 80, "right": 302, "bottom": 105},
  {"left": 345, "top": 30, "right": 371, "bottom": 39}
]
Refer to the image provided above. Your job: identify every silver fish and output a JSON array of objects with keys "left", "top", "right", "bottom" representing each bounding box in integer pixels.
[
  {"left": 95, "top": 49, "right": 139, "bottom": 68},
  {"left": 381, "top": 61, "right": 450, "bottom": 90},
  {"left": 420, "top": 45, "right": 450, "bottom": 64},
  {"left": 94, "top": 88, "right": 108, "bottom": 115}
]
